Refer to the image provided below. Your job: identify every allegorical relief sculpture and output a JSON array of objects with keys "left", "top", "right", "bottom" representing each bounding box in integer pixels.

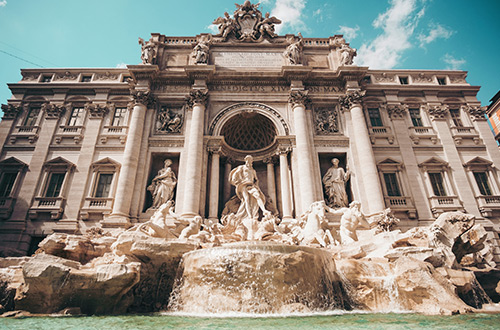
[
  {"left": 148, "top": 159, "right": 177, "bottom": 209},
  {"left": 157, "top": 107, "right": 183, "bottom": 133},
  {"left": 212, "top": 1, "right": 281, "bottom": 42},
  {"left": 315, "top": 108, "right": 339, "bottom": 134},
  {"left": 283, "top": 33, "right": 304, "bottom": 65},
  {"left": 322, "top": 158, "right": 350, "bottom": 208},
  {"left": 138, "top": 37, "right": 158, "bottom": 65}
]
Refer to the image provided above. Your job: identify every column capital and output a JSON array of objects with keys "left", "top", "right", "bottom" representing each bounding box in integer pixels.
[
  {"left": 263, "top": 157, "right": 277, "bottom": 165},
  {"left": 339, "top": 89, "right": 366, "bottom": 111},
  {"left": 207, "top": 146, "right": 222, "bottom": 154},
  {"left": 277, "top": 146, "right": 292, "bottom": 155},
  {"left": 1, "top": 103, "right": 22, "bottom": 120},
  {"left": 387, "top": 103, "right": 408, "bottom": 120},
  {"left": 185, "top": 89, "right": 209, "bottom": 109},
  {"left": 131, "top": 89, "right": 155, "bottom": 107},
  {"left": 85, "top": 102, "right": 111, "bottom": 119},
  {"left": 42, "top": 102, "right": 66, "bottom": 120},
  {"left": 426, "top": 104, "right": 449, "bottom": 121},
  {"left": 462, "top": 105, "right": 487, "bottom": 122},
  {"left": 288, "top": 89, "right": 310, "bottom": 109}
]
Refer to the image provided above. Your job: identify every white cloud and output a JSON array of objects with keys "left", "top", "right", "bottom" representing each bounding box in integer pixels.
[
  {"left": 418, "top": 23, "right": 453, "bottom": 47},
  {"left": 116, "top": 63, "right": 127, "bottom": 68},
  {"left": 442, "top": 54, "right": 465, "bottom": 70},
  {"left": 338, "top": 25, "right": 360, "bottom": 41},
  {"left": 356, "top": 0, "right": 425, "bottom": 69},
  {"left": 0, "top": 1, "right": 7, "bottom": 7},
  {"left": 268, "top": 0, "right": 308, "bottom": 34},
  {"left": 206, "top": 24, "right": 219, "bottom": 34}
]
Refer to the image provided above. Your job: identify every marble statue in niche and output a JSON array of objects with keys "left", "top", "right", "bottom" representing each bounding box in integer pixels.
[
  {"left": 323, "top": 158, "right": 350, "bottom": 208},
  {"left": 148, "top": 159, "right": 177, "bottom": 208}
]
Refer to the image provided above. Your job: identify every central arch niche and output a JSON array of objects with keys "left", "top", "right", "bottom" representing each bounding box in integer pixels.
[{"left": 221, "top": 112, "right": 277, "bottom": 151}]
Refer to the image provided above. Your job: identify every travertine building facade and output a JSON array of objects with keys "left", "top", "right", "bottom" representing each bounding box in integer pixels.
[{"left": 0, "top": 3, "right": 499, "bottom": 262}]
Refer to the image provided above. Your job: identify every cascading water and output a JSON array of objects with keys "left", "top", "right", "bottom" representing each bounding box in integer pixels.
[{"left": 168, "top": 241, "right": 351, "bottom": 314}]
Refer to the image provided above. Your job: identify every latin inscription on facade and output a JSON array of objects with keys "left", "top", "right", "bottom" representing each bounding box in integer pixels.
[{"left": 213, "top": 52, "right": 283, "bottom": 67}]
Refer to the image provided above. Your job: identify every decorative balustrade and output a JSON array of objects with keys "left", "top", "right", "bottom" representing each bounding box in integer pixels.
[
  {"left": 29, "top": 196, "right": 65, "bottom": 219},
  {"left": 429, "top": 195, "right": 463, "bottom": 214}
]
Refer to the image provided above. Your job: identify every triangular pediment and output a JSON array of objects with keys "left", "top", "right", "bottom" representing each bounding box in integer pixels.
[
  {"left": 92, "top": 157, "right": 120, "bottom": 167},
  {"left": 419, "top": 157, "right": 449, "bottom": 168},
  {"left": 464, "top": 157, "right": 492, "bottom": 167},
  {"left": 43, "top": 156, "right": 75, "bottom": 168},
  {"left": 378, "top": 158, "right": 402, "bottom": 165},
  {"left": 0, "top": 157, "right": 28, "bottom": 168}
]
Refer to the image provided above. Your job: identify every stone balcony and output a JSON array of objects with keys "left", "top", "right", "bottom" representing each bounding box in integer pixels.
[
  {"left": 408, "top": 126, "right": 439, "bottom": 145},
  {"left": 53, "top": 125, "right": 84, "bottom": 144},
  {"left": 9, "top": 125, "right": 40, "bottom": 144},
  {"left": 476, "top": 195, "right": 500, "bottom": 217},
  {"left": 80, "top": 197, "right": 114, "bottom": 220},
  {"left": 384, "top": 196, "right": 417, "bottom": 218},
  {"left": 368, "top": 126, "right": 395, "bottom": 145},
  {"left": 28, "top": 196, "right": 66, "bottom": 220},
  {"left": 450, "top": 126, "right": 480, "bottom": 146},
  {"left": 99, "top": 126, "right": 128, "bottom": 144},
  {"left": 429, "top": 195, "right": 464, "bottom": 216}
]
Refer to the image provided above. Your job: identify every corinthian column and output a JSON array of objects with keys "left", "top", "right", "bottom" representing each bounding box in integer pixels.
[
  {"left": 106, "top": 90, "right": 152, "bottom": 226},
  {"left": 208, "top": 147, "right": 221, "bottom": 220},
  {"left": 341, "top": 90, "right": 384, "bottom": 213},
  {"left": 289, "top": 90, "right": 317, "bottom": 210},
  {"left": 181, "top": 90, "right": 208, "bottom": 218},
  {"left": 278, "top": 147, "right": 293, "bottom": 219}
]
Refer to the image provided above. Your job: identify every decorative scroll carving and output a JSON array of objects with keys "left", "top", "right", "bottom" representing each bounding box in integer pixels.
[
  {"left": 131, "top": 90, "right": 155, "bottom": 107},
  {"left": 191, "top": 35, "right": 211, "bottom": 65},
  {"left": 212, "top": 1, "right": 281, "bottom": 42},
  {"left": 462, "top": 105, "right": 487, "bottom": 121},
  {"left": 288, "top": 90, "right": 310, "bottom": 108},
  {"left": 1, "top": 104, "right": 22, "bottom": 120},
  {"left": 185, "top": 90, "right": 209, "bottom": 108},
  {"left": 85, "top": 102, "right": 111, "bottom": 119},
  {"left": 387, "top": 104, "right": 408, "bottom": 120},
  {"left": 413, "top": 73, "right": 433, "bottom": 83},
  {"left": 314, "top": 107, "right": 339, "bottom": 134},
  {"left": 374, "top": 73, "right": 395, "bottom": 82},
  {"left": 21, "top": 72, "right": 39, "bottom": 81},
  {"left": 339, "top": 90, "right": 366, "bottom": 110},
  {"left": 53, "top": 71, "right": 78, "bottom": 81},
  {"left": 283, "top": 33, "right": 303, "bottom": 65},
  {"left": 427, "top": 105, "right": 449, "bottom": 121},
  {"left": 156, "top": 107, "right": 184, "bottom": 133},
  {"left": 138, "top": 37, "right": 158, "bottom": 65},
  {"left": 94, "top": 71, "right": 119, "bottom": 81},
  {"left": 42, "top": 103, "right": 66, "bottom": 119}
]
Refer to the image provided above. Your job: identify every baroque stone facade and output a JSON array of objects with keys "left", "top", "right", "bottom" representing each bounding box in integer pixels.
[{"left": 0, "top": 2, "right": 499, "bottom": 265}]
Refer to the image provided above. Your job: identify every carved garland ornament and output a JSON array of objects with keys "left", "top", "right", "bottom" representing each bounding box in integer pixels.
[
  {"left": 387, "top": 104, "right": 408, "bottom": 120},
  {"left": 339, "top": 90, "right": 366, "bottom": 110},
  {"left": 42, "top": 103, "right": 66, "bottom": 119},
  {"left": 1, "top": 104, "right": 23, "bottom": 120},
  {"left": 427, "top": 105, "right": 449, "bottom": 121},
  {"left": 462, "top": 105, "right": 486, "bottom": 121}
]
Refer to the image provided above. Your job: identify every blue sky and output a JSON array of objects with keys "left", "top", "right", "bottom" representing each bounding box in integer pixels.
[{"left": 0, "top": 0, "right": 499, "bottom": 108}]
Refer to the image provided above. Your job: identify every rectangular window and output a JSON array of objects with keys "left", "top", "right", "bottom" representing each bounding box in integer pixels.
[
  {"left": 41, "top": 75, "right": 52, "bottom": 83},
  {"left": 409, "top": 108, "right": 423, "bottom": 127},
  {"left": 368, "top": 108, "right": 383, "bottom": 127},
  {"left": 450, "top": 109, "right": 463, "bottom": 127},
  {"left": 383, "top": 173, "right": 401, "bottom": 196},
  {"left": 429, "top": 172, "right": 447, "bottom": 196},
  {"left": 111, "top": 107, "right": 127, "bottom": 126},
  {"left": 399, "top": 76, "right": 409, "bottom": 85},
  {"left": 44, "top": 173, "right": 65, "bottom": 197},
  {"left": 437, "top": 77, "right": 447, "bottom": 85},
  {"left": 474, "top": 172, "right": 492, "bottom": 196},
  {"left": 0, "top": 172, "right": 18, "bottom": 197},
  {"left": 23, "top": 107, "right": 40, "bottom": 126},
  {"left": 68, "top": 107, "right": 84, "bottom": 126},
  {"left": 81, "top": 75, "right": 92, "bottom": 82},
  {"left": 94, "top": 173, "right": 113, "bottom": 198}
]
